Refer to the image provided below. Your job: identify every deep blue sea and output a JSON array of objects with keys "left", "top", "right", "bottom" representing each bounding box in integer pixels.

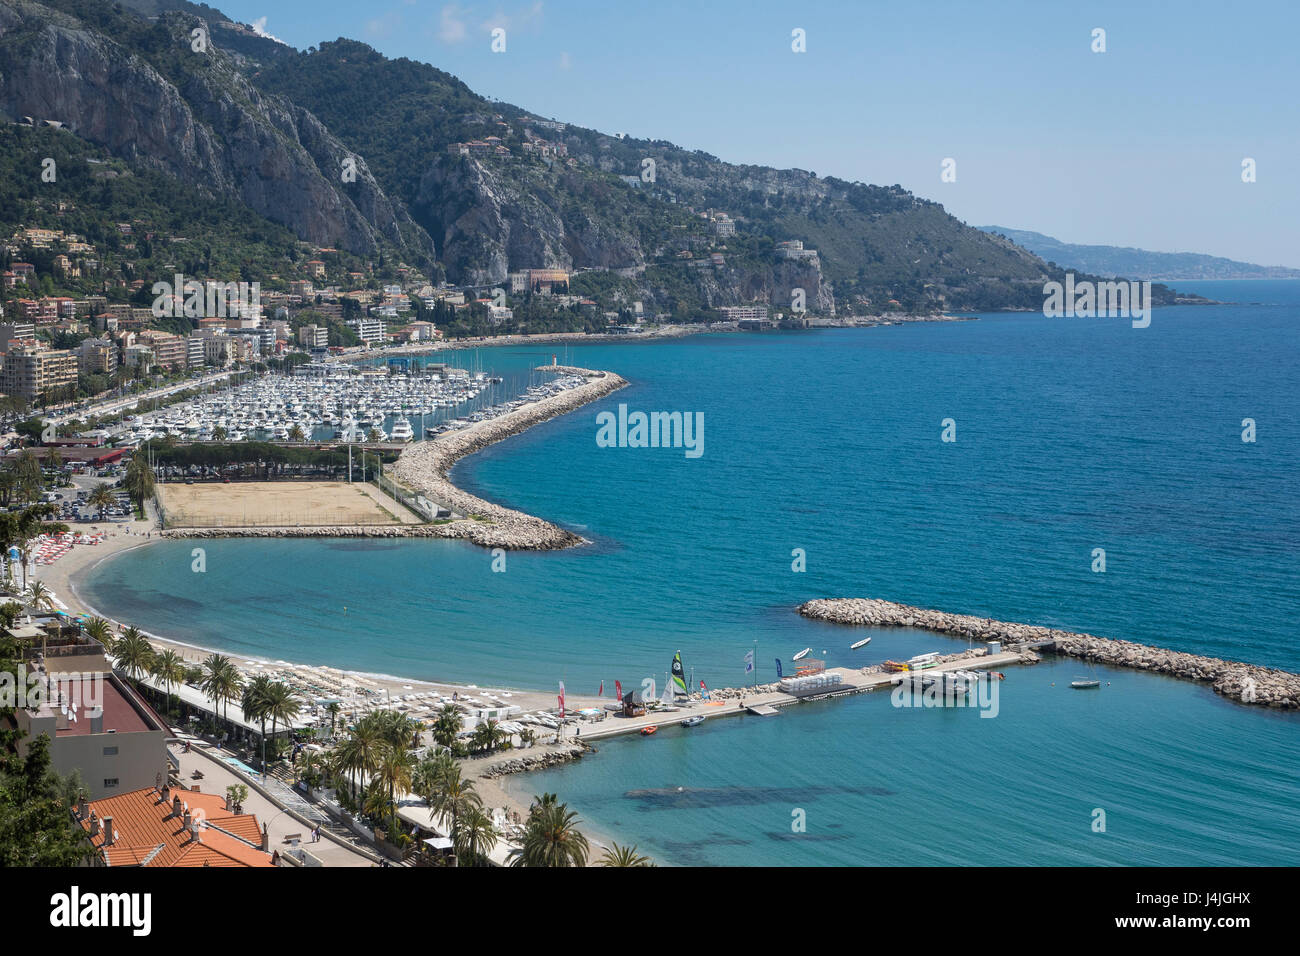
[{"left": 77, "top": 280, "right": 1300, "bottom": 865}]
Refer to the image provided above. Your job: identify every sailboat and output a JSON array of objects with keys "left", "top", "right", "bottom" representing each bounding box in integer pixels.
[{"left": 1071, "top": 654, "right": 1102, "bottom": 688}]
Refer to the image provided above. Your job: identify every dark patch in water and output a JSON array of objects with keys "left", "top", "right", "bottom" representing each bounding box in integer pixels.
[
  {"left": 623, "top": 784, "right": 890, "bottom": 809},
  {"left": 765, "top": 831, "right": 851, "bottom": 842},
  {"left": 662, "top": 836, "right": 752, "bottom": 851},
  {"left": 323, "top": 540, "right": 407, "bottom": 552}
]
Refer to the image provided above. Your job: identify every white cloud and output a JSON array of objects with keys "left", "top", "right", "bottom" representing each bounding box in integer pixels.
[
  {"left": 439, "top": 4, "right": 469, "bottom": 43},
  {"left": 481, "top": 1, "right": 544, "bottom": 36}
]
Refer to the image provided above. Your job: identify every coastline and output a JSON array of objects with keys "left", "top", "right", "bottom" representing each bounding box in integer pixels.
[
  {"left": 155, "top": 365, "right": 627, "bottom": 550},
  {"left": 798, "top": 598, "right": 1300, "bottom": 709}
]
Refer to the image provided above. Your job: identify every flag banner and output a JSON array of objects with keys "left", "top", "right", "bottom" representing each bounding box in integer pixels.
[
  {"left": 700, "top": 680, "right": 710, "bottom": 700},
  {"left": 558, "top": 681, "right": 565, "bottom": 718},
  {"left": 615, "top": 679, "right": 623, "bottom": 701},
  {"left": 744, "top": 649, "right": 754, "bottom": 674},
  {"left": 598, "top": 681, "right": 603, "bottom": 697},
  {"left": 775, "top": 658, "right": 783, "bottom": 679},
  {"left": 672, "top": 652, "right": 688, "bottom": 693}
]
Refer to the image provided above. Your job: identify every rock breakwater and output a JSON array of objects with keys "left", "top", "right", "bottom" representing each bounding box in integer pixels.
[
  {"left": 797, "top": 598, "right": 1300, "bottom": 709},
  {"left": 390, "top": 366, "right": 626, "bottom": 549},
  {"left": 479, "top": 744, "right": 587, "bottom": 778}
]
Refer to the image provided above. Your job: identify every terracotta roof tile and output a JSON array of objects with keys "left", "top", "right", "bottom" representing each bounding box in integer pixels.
[{"left": 79, "top": 787, "right": 272, "bottom": 868}]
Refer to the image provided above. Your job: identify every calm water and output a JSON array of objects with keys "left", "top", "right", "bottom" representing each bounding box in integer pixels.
[{"left": 78, "top": 280, "right": 1300, "bottom": 865}]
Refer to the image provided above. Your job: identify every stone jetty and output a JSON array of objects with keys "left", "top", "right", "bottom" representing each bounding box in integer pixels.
[
  {"left": 388, "top": 365, "right": 626, "bottom": 549},
  {"left": 479, "top": 744, "right": 588, "bottom": 778},
  {"left": 797, "top": 598, "right": 1300, "bottom": 709}
]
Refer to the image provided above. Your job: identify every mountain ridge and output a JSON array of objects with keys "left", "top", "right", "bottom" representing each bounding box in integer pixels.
[{"left": 978, "top": 226, "right": 1300, "bottom": 281}]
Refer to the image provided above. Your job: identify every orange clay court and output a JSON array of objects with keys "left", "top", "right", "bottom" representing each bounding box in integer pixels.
[{"left": 156, "top": 481, "right": 416, "bottom": 528}]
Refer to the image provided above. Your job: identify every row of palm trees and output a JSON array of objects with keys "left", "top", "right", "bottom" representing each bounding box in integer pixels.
[{"left": 82, "top": 612, "right": 652, "bottom": 867}]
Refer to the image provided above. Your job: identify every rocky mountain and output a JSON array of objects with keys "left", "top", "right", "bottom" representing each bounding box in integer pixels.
[
  {"left": 0, "top": 0, "right": 430, "bottom": 263},
  {"left": 979, "top": 226, "right": 1300, "bottom": 281},
  {"left": 0, "top": 0, "right": 1198, "bottom": 317}
]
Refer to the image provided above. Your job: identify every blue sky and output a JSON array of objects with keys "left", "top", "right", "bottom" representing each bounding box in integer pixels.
[{"left": 220, "top": 0, "right": 1300, "bottom": 267}]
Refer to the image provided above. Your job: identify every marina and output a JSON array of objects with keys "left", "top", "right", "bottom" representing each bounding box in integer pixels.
[{"left": 108, "top": 363, "right": 593, "bottom": 448}]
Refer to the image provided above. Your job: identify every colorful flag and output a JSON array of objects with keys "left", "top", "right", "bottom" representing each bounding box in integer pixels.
[
  {"left": 558, "top": 681, "right": 565, "bottom": 718},
  {"left": 744, "top": 649, "right": 754, "bottom": 674},
  {"left": 700, "top": 680, "right": 711, "bottom": 700},
  {"left": 775, "top": 658, "right": 784, "bottom": 679},
  {"left": 615, "top": 679, "right": 623, "bottom": 701},
  {"left": 598, "top": 681, "right": 604, "bottom": 697},
  {"left": 671, "top": 652, "right": 688, "bottom": 694}
]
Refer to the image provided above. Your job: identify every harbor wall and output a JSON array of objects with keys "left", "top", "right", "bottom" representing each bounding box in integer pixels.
[{"left": 797, "top": 598, "right": 1300, "bottom": 709}]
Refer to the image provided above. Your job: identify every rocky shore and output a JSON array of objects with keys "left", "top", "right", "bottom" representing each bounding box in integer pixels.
[
  {"left": 388, "top": 365, "right": 627, "bottom": 550},
  {"left": 478, "top": 744, "right": 588, "bottom": 779},
  {"left": 797, "top": 598, "right": 1300, "bottom": 709}
]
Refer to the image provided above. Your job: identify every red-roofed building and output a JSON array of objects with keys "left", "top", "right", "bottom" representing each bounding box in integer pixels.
[{"left": 75, "top": 785, "right": 274, "bottom": 867}]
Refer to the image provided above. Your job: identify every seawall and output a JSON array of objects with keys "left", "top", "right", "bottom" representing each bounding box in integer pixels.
[{"left": 797, "top": 597, "right": 1300, "bottom": 709}]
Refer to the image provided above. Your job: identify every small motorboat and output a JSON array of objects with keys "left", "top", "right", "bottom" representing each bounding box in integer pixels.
[
  {"left": 792, "top": 647, "right": 812, "bottom": 661},
  {"left": 1070, "top": 679, "right": 1101, "bottom": 689},
  {"left": 640, "top": 725, "right": 658, "bottom": 736},
  {"left": 680, "top": 715, "right": 705, "bottom": 728},
  {"left": 850, "top": 638, "right": 872, "bottom": 650}
]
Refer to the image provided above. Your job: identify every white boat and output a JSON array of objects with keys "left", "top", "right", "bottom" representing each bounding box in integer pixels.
[
  {"left": 850, "top": 638, "right": 872, "bottom": 650},
  {"left": 388, "top": 417, "right": 414, "bottom": 442},
  {"left": 792, "top": 647, "right": 812, "bottom": 661},
  {"left": 1070, "top": 679, "right": 1101, "bottom": 689}
]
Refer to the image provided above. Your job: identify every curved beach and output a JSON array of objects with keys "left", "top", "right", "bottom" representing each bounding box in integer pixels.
[{"left": 798, "top": 597, "right": 1300, "bottom": 709}]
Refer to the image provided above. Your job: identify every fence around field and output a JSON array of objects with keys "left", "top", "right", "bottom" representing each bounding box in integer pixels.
[
  {"left": 155, "top": 484, "right": 407, "bottom": 529},
  {"left": 158, "top": 507, "right": 402, "bottom": 529},
  {"left": 373, "top": 471, "right": 452, "bottom": 522}
]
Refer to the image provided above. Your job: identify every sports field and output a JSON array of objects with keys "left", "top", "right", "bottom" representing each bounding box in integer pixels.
[{"left": 158, "top": 481, "right": 415, "bottom": 528}]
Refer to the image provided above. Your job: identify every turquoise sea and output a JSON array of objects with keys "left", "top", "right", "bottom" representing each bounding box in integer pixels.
[{"left": 77, "top": 280, "right": 1300, "bottom": 865}]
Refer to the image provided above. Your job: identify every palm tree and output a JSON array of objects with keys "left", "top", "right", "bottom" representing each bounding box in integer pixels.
[
  {"left": 212, "top": 425, "right": 227, "bottom": 442},
  {"left": 509, "top": 797, "right": 589, "bottom": 868},
  {"left": 86, "top": 482, "right": 115, "bottom": 521},
  {"left": 366, "top": 428, "right": 381, "bottom": 443},
  {"left": 151, "top": 649, "right": 185, "bottom": 713},
  {"left": 264, "top": 681, "right": 302, "bottom": 761},
  {"left": 326, "top": 701, "right": 341, "bottom": 737},
  {"left": 241, "top": 675, "right": 273, "bottom": 768},
  {"left": 287, "top": 423, "right": 305, "bottom": 442},
  {"left": 599, "top": 842, "right": 654, "bottom": 867},
  {"left": 122, "top": 455, "right": 156, "bottom": 513},
  {"left": 82, "top": 616, "right": 113, "bottom": 652},
  {"left": 199, "top": 653, "right": 242, "bottom": 728},
  {"left": 337, "top": 720, "right": 386, "bottom": 806},
  {"left": 375, "top": 745, "right": 414, "bottom": 834},
  {"left": 114, "top": 626, "right": 155, "bottom": 685},
  {"left": 417, "top": 753, "right": 482, "bottom": 853},
  {"left": 470, "top": 718, "right": 505, "bottom": 754},
  {"left": 26, "top": 580, "right": 55, "bottom": 612},
  {"left": 431, "top": 703, "right": 462, "bottom": 750},
  {"left": 455, "top": 805, "right": 500, "bottom": 866}
]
